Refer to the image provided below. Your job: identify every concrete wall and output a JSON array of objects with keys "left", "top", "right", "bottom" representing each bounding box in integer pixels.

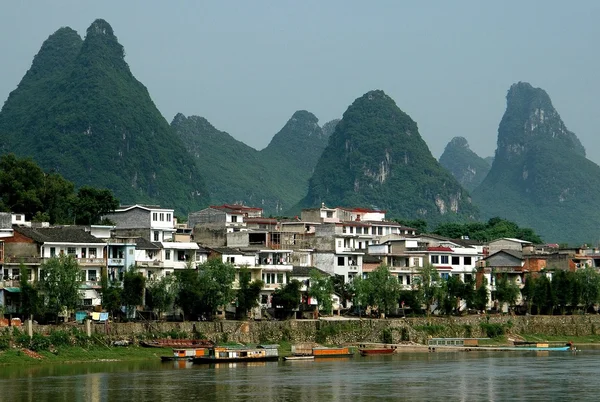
[
  {"left": 487, "top": 252, "right": 522, "bottom": 267},
  {"left": 105, "top": 209, "right": 150, "bottom": 229},
  {"left": 188, "top": 208, "right": 226, "bottom": 229}
]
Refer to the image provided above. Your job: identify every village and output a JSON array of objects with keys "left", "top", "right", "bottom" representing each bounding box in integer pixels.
[{"left": 0, "top": 202, "right": 598, "bottom": 324}]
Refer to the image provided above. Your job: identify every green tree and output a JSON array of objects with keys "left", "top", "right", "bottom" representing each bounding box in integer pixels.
[
  {"left": 100, "top": 272, "right": 122, "bottom": 319},
  {"left": 576, "top": 267, "right": 600, "bottom": 313},
  {"left": 121, "top": 266, "right": 146, "bottom": 318},
  {"left": 366, "top": 265, "right": 401, "bottom": 317},
  {"left": 271, "top": 280, "right": 302, "bottom": 314},
  {"left": 196, "top": 259, "right": 236, "bottom": 318},
  {"left": 494, "top": 274, "right": 520, "bottom": 311},
  {"left": 308, "top": 269, "right": 334, "bottom": 315},
  {"left": 521, "top": 273, "right": 536, "bottom": 315},
  {"left": 174, "top": 265, "right": 203, "bottom": 320},
  {"left": 472, "top": 277, "right": 489, "bottom": 312},
  {"left": 39, "top": 255, "right": 82, "bottom": 321},
  {"left": 146, "top": 275, "right": 175, "bottom": 319},
  {"left": 440, "top": 275, "right": 467, "bottom": 315},
  {"left": 415, "top": 263, "right": 441, "bottom": 316},
  {"left": 332, "top": 274, "right": 353, "bottom": 308},
  {"left": 73, "top": 186, "right": 119, "bottom": 225},
  {"left": 533, "top": 274, "right": 553, "bottom": 315},
  {"left": 351, "top": 275, "right": 372, "bottom": 315},
  {"left": 552, "top": 269, "right": 574, "bottom": 315},
  {"left": 19, "top": 265, "right": 43, "bottom": 320},
  {"left": 235, "top": 267, "right": 264, "bottom": 319}
]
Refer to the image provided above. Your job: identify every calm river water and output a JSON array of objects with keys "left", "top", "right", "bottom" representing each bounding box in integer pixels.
[{"left": 0, "top": 348, "right": 597, "bottom": 401}]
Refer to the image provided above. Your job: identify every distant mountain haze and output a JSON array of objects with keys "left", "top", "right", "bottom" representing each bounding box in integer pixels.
[
  {"left": 473, "top": 82, "right": 600, "bottom": 244},
  {"left": 439, "top": 137, "right": 491, "bottom": 191}
]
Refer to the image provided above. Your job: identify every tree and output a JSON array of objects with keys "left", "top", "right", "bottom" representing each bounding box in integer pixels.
[
  {"left": 308, "top": 270, "right": 334, "bottom": 315},
  {"left": 533, "top": 274, "right": 553, "bottom": 315},
  {"left": 351, "top": 275, "right": 372, "bottom": 315},
  {"left": 576, "top": 266, "right": 600, "bottom": 313},
  {"left": 521, "top": 273, "right": 536, "bottom": 315},
  {"left": 73, "top": 186, "right": 119, "bottom": 225},
  {"left": 471, "top": 276, "right": 489, "bottom": 312},
  {"left": 271, "top": 280, "right": 302, "bottom": 314},
  {"left": 235, "top": 267, "right": 263, "bottom": 319},
  {"left": 366, "top": 265, "right": 401, "bottom": 317},
  {"left": 551, "top": 269, "right": 573, "bottom": 315},
  {"left": 121, "top": 266, "right": 146, "bottom": 318},
  {"left": 19, "top": 265, "right": 43, "bottom": 320},
  {"left": 39, "top": 255, "right": 82, "bottom": 321},
  {"left": 332, "top": 274, "right": 353, "bottom": 308},
  {"left": 146, "top": 275, "right": 175, "bottom": 319},
  {"left": 494, "top": 274, "right": 520, "bottom": 311},
  {"left": 440, "top": 275, "right": 467, "bottom": 315},
  {"left": 100, "top": 272, "right": 122, "bottom": 319},
  {"left": 174, "top": 265, "right": 203, "bottom": 320},
  {"left": 196, "top": 259, "right": 236, "bottom": 318},
  {"left": 415, "top": 263, "right": 441, "bottom": 316}
]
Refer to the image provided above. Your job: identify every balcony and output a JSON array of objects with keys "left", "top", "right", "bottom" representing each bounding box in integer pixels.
[
  {"left": 0, "top": 280, "right": 21, "bottom": 287},
  {"left": 78, "top": 258, "right": 105, "bottom": 266},
  {"left": 108, "top": 258, "right": 125, "bottom": 266},
  {"left": 137, "top": 260, "right": 164, "bottom": 268},
  {"left": 4, "top": 256, "right": 42, "bottom": 264}
]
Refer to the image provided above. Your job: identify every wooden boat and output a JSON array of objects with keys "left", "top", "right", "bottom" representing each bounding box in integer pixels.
[
  {"left": 359, "top": 348, "right": 395, "bottom": 356},
  {"left": 141, "top": 339, "right": 214, "bottom": 348},
  {"left": 284, "top": 355, "right": 315, "bottom": 361},
  {"left": 161, "top": 347, "right": 210, "bottom": 362},
  {"left": 192, "top": 345, "right": 279, "bottom": 364},
  {"left": 312, "top": 346, "right": 354, "bottom": 358}
]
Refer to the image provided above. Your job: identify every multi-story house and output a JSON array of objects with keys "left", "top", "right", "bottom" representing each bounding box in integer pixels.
[
  {"left": 103, "top": 204, "right": 176, "bottom": 242},
  {"left": 3, "top": 225, "right": 107, "bottom": 307}
]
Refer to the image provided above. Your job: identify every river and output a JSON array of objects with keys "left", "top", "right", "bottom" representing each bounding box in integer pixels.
[{"left": 0, "top": 348, "right": 596, "bottom": 401}]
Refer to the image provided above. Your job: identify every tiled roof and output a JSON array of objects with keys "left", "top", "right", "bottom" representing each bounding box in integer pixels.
[
  {"left": 135, "top": 237, "right": 161, "bottom": 250},
  {"left": 13, "top": 226, "right": 105, "bottom": 244},
  {"left": 210, "top": 204, "right": 263, "bottom": 213},
  {"left": 427, "top": 246, "right": 454, "bottom": 252},
  {"left": 363, "top": 255, "right": 382, "bottom": 264},
  {"left": 291, "top": 266, "right": 329, "bottom": 277},
  {"left": 485, "top": 249, "right": 523, "bottom": 260}
]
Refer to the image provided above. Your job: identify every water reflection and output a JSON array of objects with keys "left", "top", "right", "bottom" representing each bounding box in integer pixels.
[{"left": 0, "top": 350, "right": 596, "bottom": 401}]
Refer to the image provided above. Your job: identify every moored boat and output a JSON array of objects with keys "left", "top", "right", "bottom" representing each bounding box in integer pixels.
[
  {"left": 284, "top": 355, "right": 315, "bottom": 361},
  {"left": 192, "top": 345, "right": 279, "bottom": 364},
  {"left": 161, "top": 347, "right": 210, "bottom": 362},
  {"left": 312, "top": 346, "right": 354, "bottom": 358}
]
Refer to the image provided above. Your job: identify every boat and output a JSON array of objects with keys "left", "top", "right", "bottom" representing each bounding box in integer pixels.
[
  {"left": 192, "top": 345, "right": 279, "bottom": 364},
  {"left": 140, "top": 339, "right": 214, "bottom": 348},
  {"left": 311, "top": 346, "right": 354, "bottom": 358},
  {"left": 284, "top": 355, "right": 315, "bottom": 361},
  {"left": 492, "top": 342, "right": 575, "bottom": 352},
  {"left": 160, "top": 347, "right": 210, "bottom": 362},
  {"left": 359, "top": 347, "right": 395, "bottom": 356}
]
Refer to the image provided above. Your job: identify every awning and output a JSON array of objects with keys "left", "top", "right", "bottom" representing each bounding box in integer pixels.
[{"left": 3, "top": 287, "right": 21, "bottom": 293}]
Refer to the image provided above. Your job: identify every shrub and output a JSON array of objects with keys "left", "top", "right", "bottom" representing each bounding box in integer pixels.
[
  {"left": 414, "top": 324, "right": 446, "bottom": 336},
  {"left": 480, "top": 323, "right": 505, "bottom": 338},
  {"left": 29, "top": 333, "right": 51, "bottom": 351},
  {"left": 49, "top": 330, "right": 71, "bottom": 347},
  {"left": 382, "top": 328, "right": 393, "bottom": 344}
]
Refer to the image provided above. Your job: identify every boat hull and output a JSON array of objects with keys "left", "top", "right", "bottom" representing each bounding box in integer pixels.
[
  {"left": 359, "top": 348, "right": 395, "bottom": 356},
  {"left": 284, "top": 356, "right": 315, "bottom": 361},
  {"left": 193, "top": 356, "right": 280, "bottom": 364}
]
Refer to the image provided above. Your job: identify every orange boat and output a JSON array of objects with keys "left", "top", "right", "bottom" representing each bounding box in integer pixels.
[
  {"left": 359, "top": 348, "right": 395, "bottom": 356},
  {"left": 312, "top": 346, "right": 353, "bottom": 358}
]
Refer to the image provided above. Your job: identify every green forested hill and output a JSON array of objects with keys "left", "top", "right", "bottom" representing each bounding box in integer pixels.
[
  {"left": 439, "top": 137, "right": 491, "bottom": 191},
  {"left": 473, "top": 82, "right": 600, "bottom": 244},
  {"left": 0, "top": 20, "right": 208, "bottom": 214},
  {"left": 172, "top": 111, "right": 334, "bottom": 214},
  {"left": 296, "top": 90, "right": 479, "bottom": 225}
]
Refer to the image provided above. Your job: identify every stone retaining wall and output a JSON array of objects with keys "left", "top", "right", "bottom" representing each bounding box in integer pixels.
[{"left": 21, "top": 315, "right": 600, "bottom": 344}]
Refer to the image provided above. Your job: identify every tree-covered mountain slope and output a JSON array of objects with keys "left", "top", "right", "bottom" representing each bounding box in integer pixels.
[
  {"left": 0, "top": 20, "right": 208, "bottom": 213},
  {"left": 172, "top": 111, "right": 333, "bottom": 214},
  {"left": 439, "top": 137, "right": 491, "bottom": 191},
  {"left": 297, "top": 90, "right": 479, "bottom": 225},
  {"left": 473, "top": 82, "right": 600, "bottom": 244}
]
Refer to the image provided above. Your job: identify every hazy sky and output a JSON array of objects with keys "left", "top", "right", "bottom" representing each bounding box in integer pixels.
[{"left": 2, "top": 1, "right": 599, "bottom": 163}]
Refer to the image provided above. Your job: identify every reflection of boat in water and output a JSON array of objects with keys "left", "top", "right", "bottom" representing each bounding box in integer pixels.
[
  {"left": 161, "top": 348, "right": 210, "bottom": 362},
  {"left": 359, "top": 348, "right": 395, "bottom": 356},
  {"left": 141, "top": 339, "right": 214, "bottom": 348},
  {"left": 192, "top": 345, "right": 279, "bottom": 364}
]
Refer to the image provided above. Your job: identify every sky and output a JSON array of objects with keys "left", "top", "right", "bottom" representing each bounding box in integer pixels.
[{"left": 1, "top": 1, "right": 600, "bottom": 163}]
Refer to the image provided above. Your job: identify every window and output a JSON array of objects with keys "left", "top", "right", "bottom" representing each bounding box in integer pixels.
[
  {"left": 50, "top": 247, "right": 56, "bottom": 257},
  {"left": 441, "top": 255, "right": 449, "bottom": 264},
  {"left": 326, "top": 211, "right": 333, "bottom": 218},
  {"left": 413, "top": 258, "right": 420, "bottom": 267},
  {"left": 178, "top": 251, "right": 186, "bottom": 261},
  {"left": 464, "top": 274, "right": 473, "bottom": 282},
  {"left": 88, "top": 270, "right": 97, "bottom": 281},
  {"left": 356, "top": 227, "right": 362, "bottom": 234},
  {"left": 378, "top": 227, "right": 383, "bottom": 235},
  {"left": 231, "top": 215, "right": 238, "bottom": 223},
  {"left": 337, "top": 257, "right": 345, "bottom": 266},
  {"left": 81, "top": 248, "right": 87, "bottom": 258},
  {"left": 167, "top": 213, "right": 172, "bottom": 221},
  {"left": 398, "top": 276, "right": 403, "bottom": 285},
  {"left": 349, "top": 227, "right": 353, "bottom": 234},
  {"left": 464, "top": 257, "right": 472, "bottom": 265},
  {"left": 153, "top": 212, "right": 158, "bottom": 221},
  {"left": 165, "top": 250, "right": 171, "bottom": 260},
  {"left": 89, "top": 248, "right": 96, "bottom": 258},
  {"left": 67, "top": 247, "right": 76, "bottom": 256},
  {"left": 277, "top": 273, "right": 284, "bottom": 283},
  {"left": 441, "top": 273, "right": 450, "bottom": 280},
  {"left": 27, "top": 269, "right": 32, "bottom": 281},
  {"left": 129, "top": 249, "right": 134, "bottom": 255},
  {"left": 431, "top": 255, "right": 439, "bottom": 264},
  {"left": 452, "top": 256, "right": 460, "bottom": 265},
  {"left": 154, "top": 231, "right": 160, "bottom": 241},
  {"left": 227, "top": 256, "right": 236, "bottom": 264},
  {"left": 406, "top": 276, "right": 411, "bottom": 285},
  {"left": 15, "top": 215, "right": 21, "bottom": 221},
  {"left": 83, "top": 299, "right": 93, "bottom": 306}
]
